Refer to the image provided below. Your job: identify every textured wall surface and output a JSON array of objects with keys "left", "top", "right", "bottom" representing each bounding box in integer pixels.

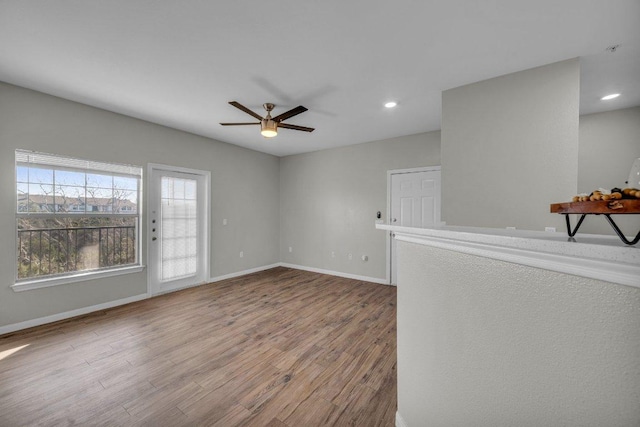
[
  {"left": 279, "top": 132, "right": 440, "bottom": 280},
  {"left": 0, "top": 82, "right": 280, "bottom": 327},
  {"left": 441, "top": 58, "right": 580, "bottom": 231},
  {"left": 397, "top": 240, "right": 640, "bottom": 427}
]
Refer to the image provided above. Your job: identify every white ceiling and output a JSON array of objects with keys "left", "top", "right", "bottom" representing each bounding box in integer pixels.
[{"left": 1, "top": 1, "right": 639, "bottom": 157}]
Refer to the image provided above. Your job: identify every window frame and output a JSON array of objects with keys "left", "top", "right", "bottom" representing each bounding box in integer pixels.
[{"left": 12, "top": 150, "right": 145, "bottom": 292}]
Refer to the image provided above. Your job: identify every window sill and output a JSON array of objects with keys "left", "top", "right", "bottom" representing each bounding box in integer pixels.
[{"left": 12, "top": 265, "right": 146, "bottom": 292}]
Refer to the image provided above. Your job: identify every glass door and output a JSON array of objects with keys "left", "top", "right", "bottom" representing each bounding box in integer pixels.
[{"left": 148, "top": 165, "right": 209, "bottom": 295}]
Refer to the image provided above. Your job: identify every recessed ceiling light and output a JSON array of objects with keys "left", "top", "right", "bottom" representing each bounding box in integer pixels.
[
  {"left": 601, "top": 93, "right": 620, "bottom": 101},
  {"left": 384, "top": 101, "right": 397, "bottom": 108}
]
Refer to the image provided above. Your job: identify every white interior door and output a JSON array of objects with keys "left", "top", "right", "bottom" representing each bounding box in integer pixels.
[
  {"left": 389, "top": 168, "right": 441, "bottom": 285},
  {"left": 148, "top": 165, "right": 209, "bottom": 295}
]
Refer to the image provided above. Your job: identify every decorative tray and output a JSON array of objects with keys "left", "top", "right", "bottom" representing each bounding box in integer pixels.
[
  {"left": 550, "top": 199, "right": 640, "bottom": 245},
  {"left": 550, "top": 199, "right": 640, "bottom": 215}
]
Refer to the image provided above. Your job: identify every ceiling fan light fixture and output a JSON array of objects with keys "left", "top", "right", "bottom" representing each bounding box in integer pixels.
[{"left": 261, "top": 118, "right": 278, "bottom": 138}]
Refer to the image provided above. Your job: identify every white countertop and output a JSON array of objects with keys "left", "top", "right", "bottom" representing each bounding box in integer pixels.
[{"left": 376, "top": 223, "right": 640, "bottom": 288}]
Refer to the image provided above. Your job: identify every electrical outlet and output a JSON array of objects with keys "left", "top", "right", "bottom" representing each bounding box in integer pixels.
[
  {"left": 348, "top": 253, "right": 352, "bottom": 260},
  {"left": 331, "top": 251, "right": 336, "bottom": 258},
  {"left": 288, "top": 246, "right": 292, "bottom": 253},
  {"left": 223, "top": 218, "right": 227, "bottom": 226},
  {"left": 545, "top": 227, "right": 556, "bottom": 233},
  {"left": 239, "top": 251, "right": 244, "bottom": 258}
]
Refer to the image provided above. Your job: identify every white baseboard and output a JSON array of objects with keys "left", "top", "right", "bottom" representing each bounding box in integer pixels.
[
  {"left": 279, "top": 263, "right": 388, "bottom": 285},
  {"left": 210, "top": 262, "right": 388, "bottom": 286},
  {"left": 208, "top": 263, "right": 281, "bottom": 284},
  {"left": 154, "top": 279, "right": 210, "bottom": 296},
  {"left": 152, "top": 264, "right": 282, "bottom": 296},
  {"left": 396, "top": 411, "right": 408, "bottom": 427},
  {"left": 0, "top": 293, "right": 148, "bottom": 336}
]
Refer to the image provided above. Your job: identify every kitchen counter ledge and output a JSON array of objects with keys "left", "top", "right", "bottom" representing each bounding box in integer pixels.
[{"left": 376, "top": 223, "right": 639, "bottom": 289}]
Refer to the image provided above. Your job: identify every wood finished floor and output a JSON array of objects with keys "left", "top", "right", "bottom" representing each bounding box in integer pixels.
[{"left": 0, "top": 267, "right": 397, "bottom": 426}]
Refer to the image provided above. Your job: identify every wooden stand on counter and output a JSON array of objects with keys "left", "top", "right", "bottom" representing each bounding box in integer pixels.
[{"left": 550, "top": 199, "right": 640, "bottom": 245}]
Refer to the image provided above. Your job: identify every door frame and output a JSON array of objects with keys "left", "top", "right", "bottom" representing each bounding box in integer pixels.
[
  {"left": 386, "top": 166, "right": 441, "bottom": 285},
  {"left": 147, "top": 163, "right": 211, "bottom": 296}
]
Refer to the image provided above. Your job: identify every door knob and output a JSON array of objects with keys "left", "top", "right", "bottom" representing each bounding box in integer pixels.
[
  {"left": 393, "top": 218, "right": 397, "bottom": 222},
  {"left": 152, "top": 237, "right": 157, "bottom": 241}
]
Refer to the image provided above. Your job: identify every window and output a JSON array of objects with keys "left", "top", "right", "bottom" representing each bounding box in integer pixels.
[{"left": 15, "top": 150, "right": 143, "bottom": 285}]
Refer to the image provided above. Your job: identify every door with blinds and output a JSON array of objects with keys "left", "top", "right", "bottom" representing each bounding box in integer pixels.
[{"left": 148, "top": 165, "right": 209, "bottom": 295}]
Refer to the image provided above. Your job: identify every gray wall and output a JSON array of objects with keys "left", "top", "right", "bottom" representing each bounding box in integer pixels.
[
  {"left": 2, "top": 65, "right": 637, "bottom": 329},
  {"left": 441, "top": 58, "right": 580, "bottom": 231},
  {"left": 0, "top": 82, "right": 280, "bottom": 328},
  {"left": 277, "top": 96, "right": 636, "bottom": 283},
  {"left": 578, "top": 106, "right": 640, "bottom": 235},
  {"left": 279, "top": 132, "right": 440, "bottom": 280},
  {"left": 397, "top": 241, "right": 640, "bottom": 427}
]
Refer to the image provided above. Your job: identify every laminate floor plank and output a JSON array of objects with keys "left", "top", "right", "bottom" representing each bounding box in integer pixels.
[
  {"left": 209, "top": 404, "right": 253, "bottom": 427},
  {"left": 123, "top": 378, "right": 204, "bottom": 420},
  {"left": 240, "top": 362, "right": 327, "bottom": 426},
  {"left": 179, "top": 362, "right": 283, "bottom": 424},
  {"left": 261, "top": 418, "right": 289, "bottom": 427},
  {"left": 353, "top": 368, "right": 398, "bottom": 427},
  {"left": 0, "top": 267, "right": 396, "bottom": 426},
  {"left": 324, "top": 383, "right": 379, "bottom": 426},
  {"left": 193, "top": 345, "right": 283, "bottom": 391},
  {"left": 96, "top": 355, "right": 175, "bottom": 389},
  {"left": 282, "top": 395, "right": 338, "bottom": 427}
]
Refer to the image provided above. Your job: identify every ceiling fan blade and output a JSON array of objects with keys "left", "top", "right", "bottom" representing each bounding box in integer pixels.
[
  {"left": 220, "top": 122, "right": 260, "bottom": 126},
  {"left": 278, "top": 123, "right": 315, "bottom": 132},
  {"left": 272, "top": 105, "right": 308, "bottom": 122},
  {"left": 229, "top": 101, "right": 264, "bottom": 120}
]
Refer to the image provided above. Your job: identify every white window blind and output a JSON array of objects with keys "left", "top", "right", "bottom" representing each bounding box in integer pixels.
[
  {"left": 160, "top": 176, "right": 198, "bottom": 281},
  {"left": 16, "top": 150, "right": 142, "bottom": 177},
  {"left": 16, "top": 149, "right": 142, "bottom": 215}
]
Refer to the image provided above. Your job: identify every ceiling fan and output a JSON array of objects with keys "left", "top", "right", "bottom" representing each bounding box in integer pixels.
[{"left": 220, "top": 101, "right": 315, "bottom": 138}]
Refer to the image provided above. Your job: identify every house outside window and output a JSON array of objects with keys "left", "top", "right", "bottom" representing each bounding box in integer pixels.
[{"left": 15, "top": 150, "right": 143, "bottom": 284}]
